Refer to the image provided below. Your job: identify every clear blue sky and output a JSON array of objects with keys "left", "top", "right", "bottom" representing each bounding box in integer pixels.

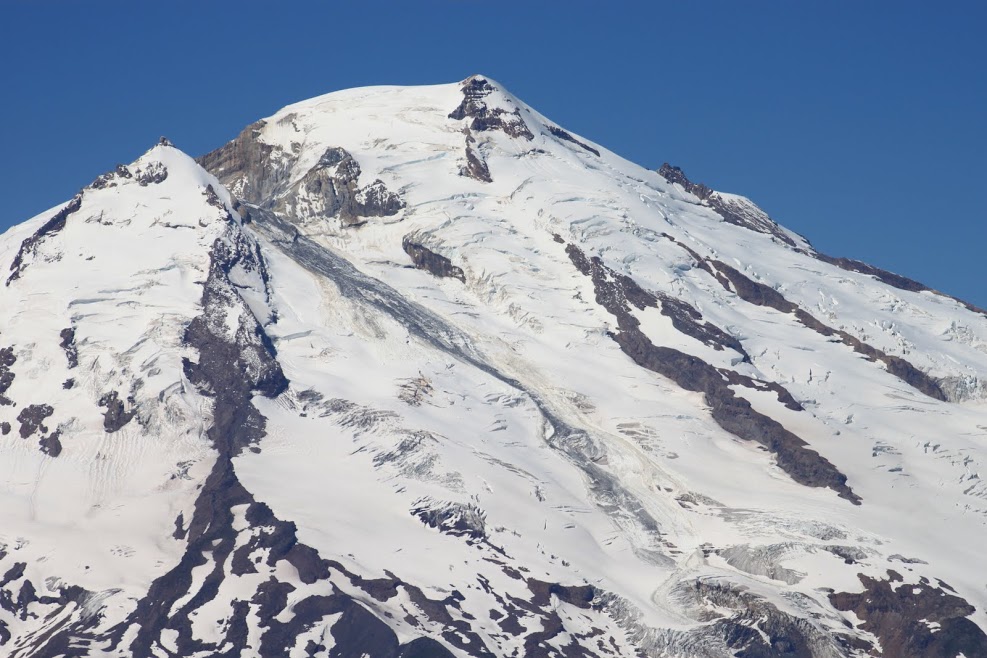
[{"left": 2, "top": 1, "right": 984, "bottom": 306}]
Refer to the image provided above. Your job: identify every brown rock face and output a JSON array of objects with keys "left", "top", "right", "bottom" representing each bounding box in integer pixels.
[
  {"left": 547, "top": 126, "right": 600, "bottom": 157},
  {"left": 449, "top": 76, "right": 534, "bottom": 141},
  {"left": 830, "top": 572, "right": 987, "bottom": 658},
  {"left": 461, "top": 127, "right": 493, "bottom": 183},
  {"left": 7, "top": 194, "right": 83, "bottom": 286},
  {"left": 197, "top": 120, "right": 294, "bottom": 205},
  {"left": 199, "top": 128, "right": 404, "bottom": 228},
  {"left": 402, "top": 238, "right": 466, "bottom": 282}
]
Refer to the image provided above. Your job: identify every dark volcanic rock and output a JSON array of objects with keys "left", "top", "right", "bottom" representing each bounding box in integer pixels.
[
  {"left": 99, "top": 226, "right": 481, "bottom": 658},
  {"left": 449, "top": 76, "right": 534, "bottom": 140},
  {"left": 686, "top": 579, "right": 846, "bottom": 658},
  {"left": 815, "top": 252, "right": 987, "bottom": 319},
  {"left": 0, "top": 577, "right": 92, "bottom": 655},
  {"left": 817, "top": 254, "right": 928, "bottom": 293},
  {"left": 173, "top": 513, "right": 186, "bottom": 540},
  {"left": 655, "top": 292, "right": 750, "bottom": 360},
  {"left": 565, "top": 243, "right": 859, "bottom": 504},
  {"left": 802, "top": 312, "right": 947, "bottom": 401},
  {"left": 359, "top": 179, "right": 406, "bottom": 217},
  {"left": 462, "top": 127, "right": 493, "bottom": 183},
  {"left": 0, "top": 562, "right": 26, "bottom": 589},
  {"left": 325, "top": 557, "right": 611, "bottom": 657},
  {"left": 527, "top": 579, "right": 596, "bottom": 609},
  {"left": 203, "top": 183, "right": 227, "bottom": 210},
  {"left": 658, "top": 164, "right": 799, "bottom": 248},
  {"left": 15, "top": 404, "right": 62, "bottom": 457},
  {"left": 402, "top": 237, "right": 466, "bottom": 282},
  {"left": 98, "top": 391, "right": 136, "bottom": 433},
  {"left": 664, "top": 233, "right": 947, "bottom": 401},
  {"left": 39, "top": 430, "right": 62, "bottom": 457},
  {"left": 182, "top": 240, "right": 289, "bottom": 456},
  {"left": 328, "top": 599, "right": 403, "bottom": 658},
  {"left": 830, "top": 572, "right": 987, "bottom": 658},
  {"left": 17, "top": 404, "right": 53, "bottom": 439},
  {"left": 59, "top": 327, "right": 79, "bottom": 368},
  {"left": 135, "top": 161, "right": 168, "bottom": 186},
  {"left": 569, "top": 247, "right": 748, "bottom": 358},
  {"left": 7, "top": 194, "right": 83, "bottom": 286},
  {"left": 398, "top": 637, "right": 456, "bottom": 658},
  {"left": 547, "top": 126, "right": 600, "bottom": 157},
  {"left": 412, "top": 499, "right": 487, "bottom": 540},
  {"left": 90, "top": 164, "right": 133, "bottom": 190},
  {"left": 110, "top": 229, "right": 293, "bottom": 657},
  {"left": 0, "top": 346, "right": 15, "bottom": 406},
  {"left": 568, "top": 244, "right": 798, "bottom": 407},
  {"left": 657, "top": 163, "right": 713, "bottom": 199},
  {"left": 318, "top": 145, "right": 360, "bottom": 175},
  {"left": 658, "top": 164, "right": 987, "bottom": 320}
]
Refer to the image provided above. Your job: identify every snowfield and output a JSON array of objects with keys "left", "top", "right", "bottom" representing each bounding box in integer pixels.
[{"left": 0, "top": 77, "right": 985, "bottom": 657}]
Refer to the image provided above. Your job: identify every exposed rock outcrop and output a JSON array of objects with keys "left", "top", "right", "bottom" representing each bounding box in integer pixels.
[
  {"left": 461, "top": 126, "right": 492, "bottom": 182},
  {"left": 657, "top": 164, "right": 987, "bottom": 320},
  {"left": 270, "top": 146, "right": 405, "bottom": 227},
  {"left": 134, "top": 161, "right": 168, "bottom": 186},
  {"left": 411, "top": 499, "right": 487, "bottom": 540},
  {"left": 197, "top": 120, "right": 295, "bottom": 205},
  {"left": 830, "top": 571, "right": 987, "bottom": 658},
  {"left": 98, "top": 391, "right": 135, "bottom": 433},
  {"left": 58, "top": 328, "right": 78, "bottom": 369},
  {"left": 90, "top": 164, "right": 133, "bottom": 190},
  {"left": 200, "top": 133, "right": 405, "bottom": 228},
  {"left": 548, "top": 125, "right": 600, "bottom": 157},
  {"left": 402, "top": 237, "right": 465, "bottom": 282},
  {"left": 565, "top": 243, "right": 858, "bottom": 504},
  {"left": 654, "top": 291, "right": 749, "bottom": 360},
  {"left": 658, "top": 164, "right": 800, "bottom": 247},
  {"left": 104, "top": 225, "right": 468, "bottom": 657},
  {"left": 38, "top": 430, "right": 62, "bottom": 457},
  {"left": 815, "top": 252, "right": 987, "bottom": 318},
  {"left": 6, "top": 194, "right": 83, "bottom": 286},
  {"left": 664, "top": 233, "right": 947, "bottom": 401},
  {"left": 16, "top": 404, "right": 53, "bottom": 439},
  {"left": 449, "top": 76, "right": 534, "bottom": 140},
  {"left": 0, "top": 347, "right": 15, "bottom": 406}
]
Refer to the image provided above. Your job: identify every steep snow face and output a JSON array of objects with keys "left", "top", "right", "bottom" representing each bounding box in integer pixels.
[
  {"left": 1, "top": 77, "right": 987, "bottom": 657},
  {"left": 0, "top": 143, "right": 259, "bottom": 644},
  {"left": 0, "top": 143, "right": 235, "bottom": 575}
]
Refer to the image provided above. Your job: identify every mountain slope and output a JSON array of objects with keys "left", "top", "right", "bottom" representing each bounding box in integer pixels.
[{"left": 1, "top": 76, "right": 986, "bottom": 657}]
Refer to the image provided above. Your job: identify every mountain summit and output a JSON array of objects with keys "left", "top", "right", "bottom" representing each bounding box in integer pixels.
[{"left": 1, "top": 76, "right": 986, "bottom": 657}]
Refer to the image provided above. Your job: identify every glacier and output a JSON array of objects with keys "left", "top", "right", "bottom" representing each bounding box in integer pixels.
[{"left": 0, "top": 76, "right": 985, "bottom": 657}]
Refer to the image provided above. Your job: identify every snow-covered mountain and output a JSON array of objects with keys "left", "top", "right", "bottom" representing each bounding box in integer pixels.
[{"left": 2, "top": 75, "right": 986, "bottom": 658}]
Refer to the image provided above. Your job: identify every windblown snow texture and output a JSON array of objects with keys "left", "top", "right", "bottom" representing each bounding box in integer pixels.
[{"left": 1, "top": 76, "right": 986, "bottom": 657}]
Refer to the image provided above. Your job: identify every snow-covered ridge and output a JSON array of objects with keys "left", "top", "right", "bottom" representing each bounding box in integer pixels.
[{"left": 1, "top": 77, "right": 986, "bottom": 657}]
